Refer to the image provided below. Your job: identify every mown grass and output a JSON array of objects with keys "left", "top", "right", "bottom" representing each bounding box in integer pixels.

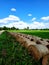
[
  {"left": 0, "top": 31, "right": 42, "bottom": 65},
  {"left": 8, "top": 30, "right": 49, "bottom": 39}
]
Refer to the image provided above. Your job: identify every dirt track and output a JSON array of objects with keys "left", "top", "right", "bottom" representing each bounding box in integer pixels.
[{"left": 0, "top": 30, "right": 4, "bottom": 35}]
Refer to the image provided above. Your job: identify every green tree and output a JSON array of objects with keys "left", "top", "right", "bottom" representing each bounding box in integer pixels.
[
  {"left": 27, "top": 27, "right": 29, "bottom": 30},
  {"left": 11, "top": 27, "right": 16, "bottom": 30},
  {"left": 3, "top": 26, "right": 8, "bottom": 30}
]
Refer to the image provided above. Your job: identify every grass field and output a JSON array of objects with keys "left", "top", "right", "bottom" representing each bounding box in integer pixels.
[
  {"left": 8, "top": 30, "right": 49, "bottom": 39},
  {"left": 0, "top": 31, "right": 42, "bottom": 65}
]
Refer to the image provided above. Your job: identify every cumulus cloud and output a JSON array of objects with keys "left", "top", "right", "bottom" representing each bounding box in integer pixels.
[
  {"left": 4, "top": 21, "right": 28, "bottom": 29},
  {"left": 0, "top": 15, "right": 20, "bottom": 23},
  {"left": 11, "top": 8, "right": 16, "bottom": 11},
  {"left": 0, "top": 15, "right": 28, "bottom": 29},
  {"left": 41, "top": 16, "right": 49, "bottom": 21},
  {"left": 28, "top": 14, "right": 32, "bottom": 16},
  {"left": 32, "top": 17, "right": 36, "bottom": 21},
  {"left": 43, "top": 22, "right": 49, "bottom": 28},
  {"left": 28, "top": 21, "right": 45, "bottom": 29},
  {"left": 2, "top": 21, "right": 47, "bottom": 29},
  {"left": 0, "top": 15, "right": 49, "bottom": 29}
]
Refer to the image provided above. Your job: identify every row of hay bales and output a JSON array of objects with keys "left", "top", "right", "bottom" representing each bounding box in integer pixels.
[{"left": 9, "top": 32, "right": 49, "bottom": 65}]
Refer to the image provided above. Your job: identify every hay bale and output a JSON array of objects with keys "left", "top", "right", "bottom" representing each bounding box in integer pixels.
[
  {"left": 36, "top": 39, "right": 49, "bottom": 46},
  {"left": 46, "top": 40, "right": 49, "bottom": 43},
  {"left": 23, "top": 34, "right": 28, "bottom": 37},
  {"left": 35, "top": 44, "right": 49, "bottom": 56},
  {"left": 27, "top": 36, "right": 32, "bottom": 40},
  {"left": 16, "top": 36, "right": 36, "bottom": 48},
  {"left": 36, "top": 40, "right": 42, "bottom": 44},
  {"left": 46, "top": 45, "right": 49, "bottom": 49},
  {"left": 16, "top": 36, "right": 23, "bottom": 43},
  {"left": 28, "top": 45, "right": 40, "bottom": 60},
  {"left": 9, "top": 32, "right": 17, "bottom": 37},
  {"left": 22, "top": 38, "right": 36, "bottom": 48},
  {"left": 15, "top": 35, "right": 20, "bottom": 40},
  {"left": 43, "top": 39, "right": 49, "bottom": 43},
  {"left": 21, "top": 41, "right": 28, "bottom": 47},
  {"left": 32, "top": 36, "right": 41, "bottom": 41},
  {"left": 27, "top": 41, "right": 36, "bottom": 47},
  {"left": 41, "top": 40, "right": 49, "bottom": 45},
  {"left": 28, "top": 44, "right": 49, "bottom": 60},
  {"left": 27, "top": 35, "right": 32, "bottom": 38},
  {"left": 30, "top": 38, "right": 34, "bottom": 41},
  {"left": 17, "top": 36, "right": 28, "bottom": 47},
  {"left": 42, "top": 54, "right": 49, "bottom": 65},
  {"left": 19, "top": 37, "right": 26, "bottom": 45}
]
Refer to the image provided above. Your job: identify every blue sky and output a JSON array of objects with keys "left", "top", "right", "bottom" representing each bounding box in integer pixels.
[{"left": 0, "top": 0, "right": 49, "bottom": 29}]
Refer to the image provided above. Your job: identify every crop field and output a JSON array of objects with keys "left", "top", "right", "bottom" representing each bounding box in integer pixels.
[
  {"left": 0, "top": 31, "right": 42, "bottom": 65},
  {"left": 8, "top": 30, "right": 49, "bottom": 39}
]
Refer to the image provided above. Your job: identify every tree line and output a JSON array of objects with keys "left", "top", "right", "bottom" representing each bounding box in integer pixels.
[
  {"left": 0, "top": 26, "right": 19, "bottom": 30},
  {"left": 0, "top": 26, "right": 49, "bottom": 30}
]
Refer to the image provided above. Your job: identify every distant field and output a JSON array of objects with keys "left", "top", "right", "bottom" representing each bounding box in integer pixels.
[{"left": 8, "top": 30, "right": 49, "bottom": 39}]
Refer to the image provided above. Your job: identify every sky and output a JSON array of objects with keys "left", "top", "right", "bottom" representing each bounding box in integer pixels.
[{"left": 0, "top": 0, "right": 49, "bottom": 29}]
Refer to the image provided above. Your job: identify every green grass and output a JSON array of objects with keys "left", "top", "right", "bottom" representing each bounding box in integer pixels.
[
  {"left": 8, "top": 30, "right": 49, "bottom": 39},
  {"left": 0, "top": 31, "right": 42, "bottom": 65}
]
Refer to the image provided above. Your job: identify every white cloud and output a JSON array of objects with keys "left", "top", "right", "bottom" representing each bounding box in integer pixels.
[
  {"left": 28, "top": 21, "right": 45, "bottom": 29},
  {"left": 2, "top": 21, "right": 46, "bottom": 29},
  {"left": 0, "top": 15, "right": 28, "bottom": 29},
  {"left": 43, "top": 22, "right": 49, "bottom": 28},
  {"left": 4, "top": 21, "right": 28, "bottom": 29},
  {"left": 11, "top": 8, "right": 16, "bottom": 11},
  {"left": 8, "top": 15, "right": 20, "bottom": 21},
  {"left": 28, "top": 14, "right": 32, "bottom": 16},
  {"left": 41, "top": 16, "right": 49, "bottom": 21},
  {"left": 32, "top": 17, "right": 36, "bottom": 21},
  {"left": 0, "top": 15, "right": 20, "bottom": 23},
  {"left": 0, "top": 15, "right": 49, "bottom": 29}
]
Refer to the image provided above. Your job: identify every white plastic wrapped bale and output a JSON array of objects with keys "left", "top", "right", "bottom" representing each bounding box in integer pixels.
[{"left": 28, "top": 44, "right": 49, "bottom": 60}]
